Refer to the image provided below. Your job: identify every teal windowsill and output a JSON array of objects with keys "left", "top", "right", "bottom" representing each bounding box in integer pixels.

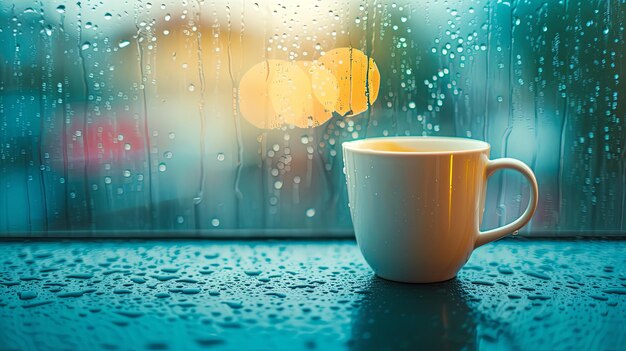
[{"left": 0, "top": 238, "right": 624, "bottom": 350}]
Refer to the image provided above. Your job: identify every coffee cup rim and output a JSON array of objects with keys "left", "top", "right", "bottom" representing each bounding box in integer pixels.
[{"left": 342, "top": 136, "right": 490, "bottom": 155}]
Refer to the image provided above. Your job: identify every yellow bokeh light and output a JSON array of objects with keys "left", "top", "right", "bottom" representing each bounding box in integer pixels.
[
  {"left": 239, "top": 59, "right": 339, "bottom": 129},
  {"left": 239, "top": 59, "right": 317, "bottom": 129},
  {"left": 296, "top": 60, "right": 340, "bottom": 128},
  {"left": 268, "top": 60, "right": 311, "bottom": 127},
  {"left": 319, "top": 47, "right": 380, "bottom": 117},
  {"left": 238, "top": 59, "right": 281, "bottom": 129}
]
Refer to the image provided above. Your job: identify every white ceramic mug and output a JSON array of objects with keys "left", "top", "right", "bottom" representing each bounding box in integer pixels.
[{"left": 342, "top": 136, "right": 538, "bottom": 283}]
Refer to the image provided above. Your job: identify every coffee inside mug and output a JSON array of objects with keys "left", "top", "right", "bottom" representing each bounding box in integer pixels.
[{"left": 347, "top": 137, "right": 490, "bottom": 153}]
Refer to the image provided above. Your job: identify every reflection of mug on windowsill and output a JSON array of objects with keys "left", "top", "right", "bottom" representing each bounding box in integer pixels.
[{"left": 348, "top": 277, "right": 478, "bottom": 351}]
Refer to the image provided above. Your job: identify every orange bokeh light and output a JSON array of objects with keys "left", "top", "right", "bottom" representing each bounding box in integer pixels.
[{"left": 319, "top": 47, "right": 380, "bottom": 117}]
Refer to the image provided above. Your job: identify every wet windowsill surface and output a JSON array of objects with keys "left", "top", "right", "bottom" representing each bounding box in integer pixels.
[{"left": 1, "top": 238, "right": 625, "bottom": 350}]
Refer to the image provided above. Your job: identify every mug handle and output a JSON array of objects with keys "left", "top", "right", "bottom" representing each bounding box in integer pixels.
[{"left": 475, "top": 158, "right": 539, "bottom": 248}]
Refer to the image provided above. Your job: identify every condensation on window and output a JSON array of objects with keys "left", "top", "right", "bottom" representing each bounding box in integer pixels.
[{"left": 0, "top": 1, "right": 624, "bottom": 235}]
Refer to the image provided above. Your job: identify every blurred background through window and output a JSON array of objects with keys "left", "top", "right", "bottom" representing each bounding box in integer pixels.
[{"left": 0, "top": 0, "right": 624, "bottom": 236}]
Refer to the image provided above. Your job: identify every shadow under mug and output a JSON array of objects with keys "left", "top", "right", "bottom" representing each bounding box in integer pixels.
[{"left": 342, "top": 136, "right": 538, "bottom": 283}]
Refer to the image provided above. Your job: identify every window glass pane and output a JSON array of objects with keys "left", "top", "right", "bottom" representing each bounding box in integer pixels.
[{"left": 0, "top": 1, "right": 624, "bottom": 235}]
